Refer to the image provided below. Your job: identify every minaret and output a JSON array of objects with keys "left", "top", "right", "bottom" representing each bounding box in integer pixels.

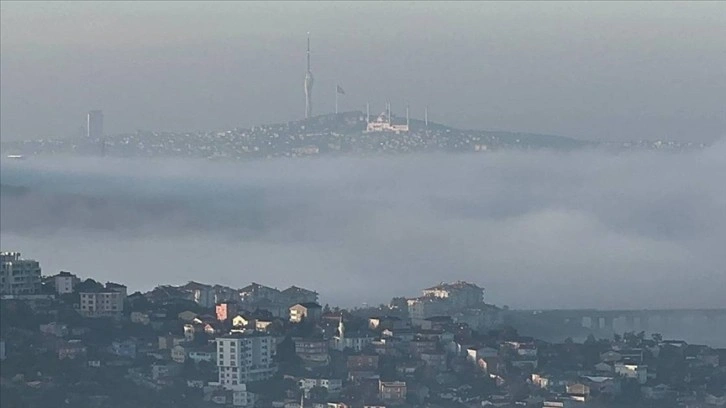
[
  {"left": 366, "top": 102, "right": 370, "bottom": 123},
  {"left": 304, "top": 32, "right": 314, "bottom": 119},
  {"left": 406, "top": 105, "right": 410, "bottom": 128},
  {"left": 338, "top": 317, "right": 345, "bottom": 339},
  {"left": 425, "top": 106, "right": 429, "bottom": 128}
]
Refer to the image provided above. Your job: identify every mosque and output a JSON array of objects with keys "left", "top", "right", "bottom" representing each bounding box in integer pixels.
[{"left": 365, "top": 103, "right": 410, "bottom": 134}]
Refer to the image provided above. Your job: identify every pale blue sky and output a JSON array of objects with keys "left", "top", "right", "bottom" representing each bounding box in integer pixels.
[{"left": 1, "top": 1, "right": 724, "bottom": 141}]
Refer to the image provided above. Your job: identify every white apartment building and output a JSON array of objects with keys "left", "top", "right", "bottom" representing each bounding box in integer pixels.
[
  {"left": 53, "top": 271, "right": 80, "bottom": 294},
  {"left": 422, "top": 281, "right": 484, "bottom": 308},
  {"left": 79, "top": 285, "right": 125, "bottom": 318},
  {"left": 615, "top": 362, "right": 648, "bottom": 384},
  {"left": 216, "top": 333, "right": 277, "bottom": 386},
  {"left": 1, "top": 252, "right": 42, "bottom": 296},
  {"left": 214, "top": 333, "right": 277, "bottom": 407}
]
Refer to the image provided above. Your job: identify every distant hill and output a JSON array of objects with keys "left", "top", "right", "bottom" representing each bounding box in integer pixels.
[{"left": 3, "top": 111, "right": 692, "bottom": 160}]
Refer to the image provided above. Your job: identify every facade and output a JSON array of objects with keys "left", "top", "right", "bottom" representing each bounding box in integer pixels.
[
  {"left": 614, "top": 362, "right": 648, "bottom": 384},
  {"left": 422, "top": 281, "right": 484, "bottom": 308},
  {"left": 332, "top": 334, "right": 374, "bottom": 353},
  {"left": 281, "top": 285, "right": 318, "bottom": 305},
  {"left": 53, "top": 271, "right": 80, "bottom": 294},
  {"left": 294, "top": 338, "right": 329, "bottom": 364},
  {"left": 87, "top": 110, "right": 104, "bottom": 138},
  {"left": 299, "top": 377, "right": 343, "bottom": 398},
  {"left": 79, "top": 283, "right": 125, "bottom": 318},
  {"left": 188, "top": 347, "right": 215, "bottom": 363},
  {"left": 347, "top": 354, "right": 379, "bottom": 372},
  {"left": 420, "top": 352, "right": 447, "bottom": 371},
  {"left": 215, "top": 333, "right": 277, "bottom": 386},
  {"left": 407, "top": 297, "right": 449, "bottom": 323},
  {"left": 239, "top": 283, "right": 282, "bottom": 304},
  {"left": 216, "top": 302, "right": 239, "bottom": 322},
  {"left": 289, "top": 302, "right": 322, "bottom": 323},
  {"left": 1, "top": 252, "right": 42, "bottom": 296},
  {"left": 365, "top": 104, "right": 409, "bottom": 133},
  {"left": 331, "top": 318, "right": 374, "bottom": 352},
  {"left": 171, "top": 344, "right": 187, "bottom": 363},
  {"left": 105, "top": 282, "right": 128, "bottom": 297},
  {"left": 379, "top": 380, "right": 407, "bottom": 402},
  {"left": 180, "top": 281, "right": 215, "bottom": 308}
]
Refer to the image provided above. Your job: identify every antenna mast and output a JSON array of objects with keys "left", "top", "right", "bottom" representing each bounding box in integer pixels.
[{"left": 304, "top": 32, "right": 314, "bottom": 118}]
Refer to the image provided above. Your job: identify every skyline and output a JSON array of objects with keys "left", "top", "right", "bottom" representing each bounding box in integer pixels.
[{"left": 1, "top": 1, "right": 725, "bottom": 142}]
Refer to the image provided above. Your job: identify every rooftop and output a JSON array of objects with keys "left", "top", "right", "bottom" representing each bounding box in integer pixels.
[
  {"left": 424, "top": 281, "right": 483, "bottom": 291},
  {"left": 293, "top": 302, "right": 322, "bottom": 309}
]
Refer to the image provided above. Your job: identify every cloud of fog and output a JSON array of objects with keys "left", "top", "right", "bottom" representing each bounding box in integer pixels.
[{"left": 1, "top": 146, "right": 725, "bottom": 309}]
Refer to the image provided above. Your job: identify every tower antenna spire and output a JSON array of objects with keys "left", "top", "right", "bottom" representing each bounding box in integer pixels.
[
  {"left": 306, "top": 32, "right": 311, "bottom": 72},
  {"left": 304, "top": 32, "right": 314, "bottom": 118}
]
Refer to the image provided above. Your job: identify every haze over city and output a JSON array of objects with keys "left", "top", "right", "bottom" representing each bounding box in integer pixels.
[{"left": 2, "top": 3, "right": 726, "bottom": 407}]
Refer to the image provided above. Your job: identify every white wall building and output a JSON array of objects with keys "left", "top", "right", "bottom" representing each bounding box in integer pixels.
[
  {"left": 422, "top": 281, "right": 484, "bottom": 308},
  {"left": 365, "top": 110, "right": 409, "bottom": 134},
  {"left": 53, "top": 271, "right": 80, "bottom": 294},
  {"left": 299, "top": 377, "right": 343, "bottom": 397},
  {"left": 1, "top": 252, "right": 42, "bottom": 296},
  {"left": 614, "top": 362, "right": 648, "bottom": 384},
  {"left": 215, "top": 333, "right": 277, "bottom": 386},
  {"left": 79, "top": 284, "right": 125, "bottom": 318}
]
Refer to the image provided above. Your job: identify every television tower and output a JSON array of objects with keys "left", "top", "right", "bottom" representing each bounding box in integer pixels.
[{"left": 304, "top": 32, "right": 314, "bottom": 118}]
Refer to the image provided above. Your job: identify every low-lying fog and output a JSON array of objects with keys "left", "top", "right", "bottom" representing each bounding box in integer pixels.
[{"left": 1, "top": 145, "right": 725, "bottom": 310}]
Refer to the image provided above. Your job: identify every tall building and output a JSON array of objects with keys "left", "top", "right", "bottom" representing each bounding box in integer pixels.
[
  {"left": 215, "top": 332, "right": 277, "bottom": 385},
  {"left": 87, "top": 110, "right": 103, "bottom": 139},
  {"left": 215, "top": 332, "right": 277, "bottom": 406},
  {"left": 0, "top": 252, "right": 42, "bottom": 296},
  {"left": 304, "top": 33, "right": 314, "bottom": 118}
]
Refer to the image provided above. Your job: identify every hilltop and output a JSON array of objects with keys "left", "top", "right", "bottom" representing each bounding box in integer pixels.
[{"left": 2, "top": 112, "right": 695, "bottom": 160}]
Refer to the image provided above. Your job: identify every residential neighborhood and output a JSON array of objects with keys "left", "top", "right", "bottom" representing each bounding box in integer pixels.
[{"left": 1, "top": 252, "right": 725, "bottom": 408}]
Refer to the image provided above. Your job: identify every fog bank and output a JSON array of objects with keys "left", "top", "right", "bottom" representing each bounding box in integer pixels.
[{"left": 1, "top": 147, "right": 724, "bottom": 308}]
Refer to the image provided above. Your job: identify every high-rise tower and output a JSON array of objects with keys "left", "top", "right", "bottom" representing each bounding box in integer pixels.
[
  {"left": 87, "top": 110, "right": 103, "bottom": 139},
  {"left": 304, "top": 33, "right": 314, "bottom": 118}
]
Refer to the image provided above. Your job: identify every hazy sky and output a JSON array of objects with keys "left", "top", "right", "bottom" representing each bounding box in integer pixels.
[{"left": 1, "top": 1, "right": 724, "bottom": 142}]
